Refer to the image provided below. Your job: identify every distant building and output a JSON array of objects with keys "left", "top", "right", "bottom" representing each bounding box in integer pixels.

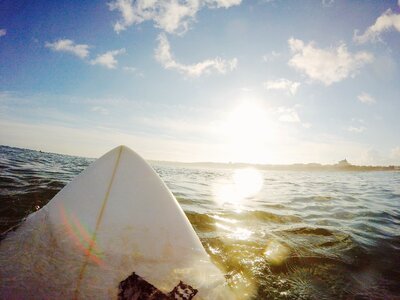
[{"left": 337, "top": 159, "right": 351, "bottom": 167}]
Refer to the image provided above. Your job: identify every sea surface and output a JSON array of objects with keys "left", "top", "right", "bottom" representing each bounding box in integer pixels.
[{"left": 1, "top": 145, "right": 400, "bottom": 299}]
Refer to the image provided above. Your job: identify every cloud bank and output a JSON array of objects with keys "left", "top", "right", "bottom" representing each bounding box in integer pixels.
[{"left": 108, "top": 0, "right": 242, "bottom": 34}]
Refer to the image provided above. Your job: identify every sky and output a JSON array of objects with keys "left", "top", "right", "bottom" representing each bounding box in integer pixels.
[{"left": 0, "top": 0, "right": 399, "bottom": 165}]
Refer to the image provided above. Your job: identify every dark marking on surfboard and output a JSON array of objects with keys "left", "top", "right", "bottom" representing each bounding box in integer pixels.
[
  {"left": 74, "top": 146, "right": 124, "bottom": 299},
  {"left": 118, "top": 272, "right": 198, "bottom": 300}
]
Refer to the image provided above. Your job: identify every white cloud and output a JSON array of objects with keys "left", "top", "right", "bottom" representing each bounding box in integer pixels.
[
  {"left": 108, "top": 0, "right": 242, "bottom": 34},
  {"left": 155, "top": 33, "right": 237, "bottom": 77},
  {"left": 262, "top": 51, "right": 280, "bottom": 62},
  {"left": 91, "top": 106, "right": 109, "bottom": 115},
  {"left": 288, "top": 38, "right": 373, "bottom": 85},
  {"left": 351, "top": 118, "right": 365, "bottom": 123},
  {"left": 276, "top": 106, "right": 301, "bottom": 123},
  {"left": 357, "top": 92, "right": 376, "bottom": 104},
  {"left": 264, "top": 78, "right": 300, "bottom": 95},
  {"left": 45, "top": 39, "right": 90, "bottom": 59},
  {"left": 45, "top": 39, "right": 126, "bottom": 70},
  {"left": 0, "top": 29, "right": 6, "bottom": 37},
  {"left": 207, "top": 0, "right": 242, "bottom": 8},
  {"left": 90, "top": 48, "right": 126, "bottom": 69},
  {"left": 354, "top": 9, "right": 400, "bottom": 44},
  {"left": 240, "top": 87, "right": 253, "bottom": 92},
  {"left": 274, "top": 106, "right": 312, "bottom": 128},
  {"left": 123, "top": 66, "right": 145, "bottom": 77},
  {"left": 108, "top": 0, "right": 135, "bottom": 33},
  {"left": 347, "top": 126, "right": 366, "bottom": 133},
  {"left": 322, "top": 0, "right": 334, "bottom": 7},
  {"left": 123, "top": 66, "right": 137, "bottom": 72}
]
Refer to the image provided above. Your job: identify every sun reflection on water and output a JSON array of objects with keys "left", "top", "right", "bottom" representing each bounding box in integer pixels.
[
  {"left": 233, "top": 168, "right": 263, "bottom": 199},
  {"left": 215, "top": 222, "right": 254, "bottom": 241},
  {"left": 213, "top": 168, "right": 264, "bottom": 210}
]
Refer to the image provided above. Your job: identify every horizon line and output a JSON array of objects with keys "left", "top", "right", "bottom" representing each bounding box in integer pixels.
[{"left": 1, "top": 144, "right": 399, "bottom": 169}]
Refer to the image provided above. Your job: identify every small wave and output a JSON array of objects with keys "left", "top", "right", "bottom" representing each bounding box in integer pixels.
[
  {"left": 185, "top": 212, "right": 216, "bottom": 233},
  {"left": 230, "top": 210, "right": 303, "bottom": 224},
  {"left": 282, "top": 227, "right": 335, "bottom": 236}
]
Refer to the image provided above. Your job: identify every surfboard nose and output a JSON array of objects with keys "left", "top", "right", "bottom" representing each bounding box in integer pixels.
[
  {"left": 47, "top": 143, "right": 206, "bottom": 258},
  {"left": 0, "top": 146, "right": 235, "bottom": 300},
  {"left": 109, "top": 144, "right": 130, "bottom": 154}
]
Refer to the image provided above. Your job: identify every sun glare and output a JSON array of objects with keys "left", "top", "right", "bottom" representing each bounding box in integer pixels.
[
  {"left": 225, "top": 102, "right": 268, "bottom": 141},
  {"left": 233, "top": 168, "right": 263, "bottom": 198},
  {"left": 213, "top": 168, "right": 264, "bottom": 209},
  {"left": 220, "top": 101, "right": 277, "bottom": 164}
]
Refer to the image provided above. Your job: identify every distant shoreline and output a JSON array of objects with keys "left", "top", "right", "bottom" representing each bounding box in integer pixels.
[
  {"left": 153, "top": 160, "right": 400, "bottom": 172},
  {"left": 1, "top": 144, "right": 399, "bottom": 172}
]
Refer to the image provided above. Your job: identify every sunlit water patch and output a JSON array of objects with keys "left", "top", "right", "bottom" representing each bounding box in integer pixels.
[{"left": 1, "top": 145, "right": 400, "bottom": 299}]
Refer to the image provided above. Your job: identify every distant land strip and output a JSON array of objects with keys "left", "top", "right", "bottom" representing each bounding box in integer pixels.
[
  {"left": 1, "top": 145, "right": 399, "bottom": 172},
  {"left": 152, "top": 159, "right": 400, "bottom": 172}
]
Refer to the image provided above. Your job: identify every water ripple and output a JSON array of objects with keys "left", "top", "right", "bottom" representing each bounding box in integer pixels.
[{"left": 1, "top": 145, "right": 400, "bottom": 299}]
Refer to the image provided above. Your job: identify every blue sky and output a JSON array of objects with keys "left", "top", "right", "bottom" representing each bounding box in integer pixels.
[{"left": 0, "top": 0, "right": 399, "bottom": 164}]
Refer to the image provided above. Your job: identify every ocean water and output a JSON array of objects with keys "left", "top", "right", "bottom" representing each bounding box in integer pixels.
[{"left": 1, "top": 145, "right": 400, "bottom": 299}]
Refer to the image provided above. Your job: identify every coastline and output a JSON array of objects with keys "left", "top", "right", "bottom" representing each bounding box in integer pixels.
[{"left": 1, "top": 144, "right": 399, "bottom": 172}]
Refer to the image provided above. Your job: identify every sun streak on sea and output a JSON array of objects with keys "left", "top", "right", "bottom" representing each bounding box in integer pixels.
[{"left": 213, "top": 168, "right": 264, "bottom": 211}]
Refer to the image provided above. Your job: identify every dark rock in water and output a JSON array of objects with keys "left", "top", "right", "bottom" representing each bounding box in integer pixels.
[{"left": 118, "top": 272, "right": 198, "bottom": 300}]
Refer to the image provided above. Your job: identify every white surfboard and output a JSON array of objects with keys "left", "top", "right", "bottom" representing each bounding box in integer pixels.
[{"left": 0, "top": 146, "right": 234, "bottom": 299}]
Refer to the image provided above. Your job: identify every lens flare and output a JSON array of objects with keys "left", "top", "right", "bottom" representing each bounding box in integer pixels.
[
  {"left": 60, "top": 205, "right": 104, "bottom": 265},
  {"left": 264, "top": 240, "right": 290, "bottom": 266}
]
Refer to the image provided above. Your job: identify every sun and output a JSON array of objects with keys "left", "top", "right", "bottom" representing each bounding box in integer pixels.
[{"left": 220, "top": 100, "right": 277, "bottom": 164}]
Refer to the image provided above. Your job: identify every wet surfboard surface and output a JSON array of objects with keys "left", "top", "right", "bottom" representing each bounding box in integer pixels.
[{"left": 0, "top": 146, "right": 234, "bottom": 299}]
